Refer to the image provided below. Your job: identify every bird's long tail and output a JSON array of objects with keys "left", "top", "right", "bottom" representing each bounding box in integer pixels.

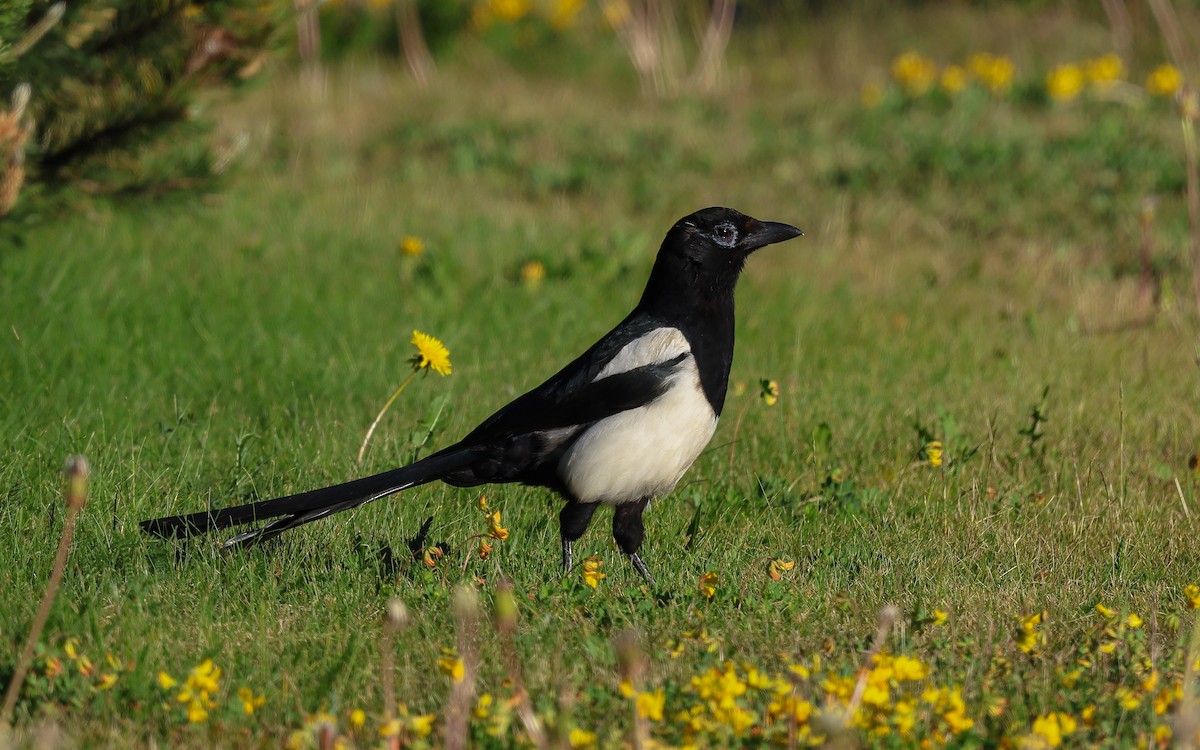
[{"left": 139, "top": 445, "right": 481, "bottom": 547}]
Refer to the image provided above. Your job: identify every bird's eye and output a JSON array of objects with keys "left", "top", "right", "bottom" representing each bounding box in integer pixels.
[{"left": 712, "top": 222, "right": 737, "bottom": 247}]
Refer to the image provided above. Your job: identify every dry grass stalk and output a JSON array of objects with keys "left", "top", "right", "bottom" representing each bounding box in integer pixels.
[
  {"left": 381, "top": 598, "right": 409, "bottom": 749},
  {"left": 1, "top": 457, "right": 90, "bottom": 724},
  {"left": 444, "top": 585, "right": 480, "bottom": 750},
  {"left": 692, "top": 0, "right": 737, "bottom": 92},
  {"left": 1139, "top": 196, "right": 1160, "bottom": 310},
  {"left": 844, "top": 604, "right": 899, "bottom": 724},
  {"left": 294, "top": 0, "right": 324, "bottom": 87},
  {"left": 396, "top": 0, "right": 435, "bottom": 88},
  {"left": 0, "top": 3, "right": 65, "bottom": 63},
  {"left": 613, "top": 630, "right": 648, "bottom": 749},
  {"left": 1147, "top": 0, "right": 1193, "bottom": 71},
  {"left": 1100, "top": 0, "right": 1133, "bottom": 64},
  {"left": 495, "top": 582, "right": 548, "bottom": 748}
]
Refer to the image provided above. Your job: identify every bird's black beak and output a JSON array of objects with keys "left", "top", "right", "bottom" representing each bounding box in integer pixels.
[{"left": 743, "top": 219, "right": 804, "bottom": 251}]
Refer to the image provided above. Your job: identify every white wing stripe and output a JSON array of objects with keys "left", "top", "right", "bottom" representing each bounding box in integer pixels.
[{"left": 595, "top": 327, "right": 691, "bottom": 381}]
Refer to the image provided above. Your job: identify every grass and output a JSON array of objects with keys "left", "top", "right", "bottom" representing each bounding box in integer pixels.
[{"left": 3, "top": 5, "right": 1200, "bottom": 747}]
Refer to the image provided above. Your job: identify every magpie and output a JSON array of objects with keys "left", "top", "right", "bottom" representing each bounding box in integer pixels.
[{"left": 140, "top": 207, "right": 803, "bottom": 583}]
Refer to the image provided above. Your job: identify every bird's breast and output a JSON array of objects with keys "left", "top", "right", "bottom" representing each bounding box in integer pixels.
[{"left": 558, "top": 355, "right": 717, "bottom": 505}]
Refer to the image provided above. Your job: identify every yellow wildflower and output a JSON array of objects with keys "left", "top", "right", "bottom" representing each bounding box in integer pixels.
[
  {"left": 238, "top": 687, "right": 265, "bottom": 715},
  {"left": 636, "top": 689, "right": 665, "bottom": 721},
  {"left": 379, "top": 718, "right": 402, "bottom": 737},
  {"left": 582, "top": 557, "right": 605, "bottom": 588},
  {"left": 1098, "top": 640, "right": 1117, "bottom": 654},
  {"left": 1155, "top": 724, "right": 1173, "bottom": 744},
  {"left": 925, "top": 441, "right": 943, "bottom": 467},
  {"left": 96, "top": 673, "right": 118, "bottom": 690},
  {"left": 568, "top": 727, "right": 598, "bottom": 748},
  {"left": 1046, "top": 64, "right": 1085, "bottom": 102},
  {"left": 600, "top": 0, "right": 629, "bottom": 29},
  {"left": 1060, "top": 668, "right": 1082, "bottom": 688},
  {"left": 187, "top": 702, "right": 209, "bottom": 723},
  {"left": 1186, "top": 584, "right": 1200, "bottom": 609},
  {"left": 422, "top": 546, "right": 443, "bottom": 568},
  {"left": 1016, "top": 611, "right": 1046, "bottom": 654},
  {"left": 941, "top": 64, "right": 968, "bottom": 94},
  {"left": 64, "top": 638, "right": 79, "bottom": 660},
  {"left": 410, "top": 330, "right": 452, "bottom": 376},
  {"left": 438, "top": 648, "right": 465, "bottom": 684},
  {"left": 968, "top": 52, "right": 1015, "bottom": 94},
  {"left": 892, "top": 654, "right": 929, "bottom": 681},
  {"left": 1084, "top": 53, "right": 1124, "bottom": 90},
  {"left": 892, "top": 51, "right": 937, "bottom": 95},
  {"left": 478, "top": 538, "right": 494, "bottom": 559},
  {"left": 932, "top": 609, "right": 949, "bottom": 626},
  {"left": 1116, "top": 686, "right": 1141, "bottom": 710},
  {"left": 489, "top": 0, "right": 530, "bottom": 22},
  {"left": 157, "top": 671, "right": 178, "bottom": 690},
  {"left": 768, "top": 558, "right": 794, "bottom": 581},
  {"left": 1147, "top": 63, "right": 1183, "bottom": 97},
  {"left": 349, "top": 708, "right": 366, "bottom": 728},
  {"left": 759, "top": 379, "right": 779, "bottom": 406},
  {"left": 549, "top": 0, "right": 584, "bottom": 30},
  {"left": 399, "top": 235, "right": 424, "bottom": 258},
  {"left": 409, "top": 713, "right": 436, "bottom": 737},
  {"left": 1126, "top": 612, "right": 1144, "bottom": 629},
  {"left": 520, "top": 260, "right": 546, "bottom": 287},
  {"left": 1080, "top": 704, "right": 1096, "bottom": 725},
  {"left": 699, "top": 571, "right": 718, "bottom": 599},
  {"left": 487, "top": 510, "right": 509, "bottom": 540},
  {"left": 1095, "top": 603, "right": 1116, "bottom": 618},
  {"left": 1030, "top": 712, "right": 1077, "bottom": 747}
]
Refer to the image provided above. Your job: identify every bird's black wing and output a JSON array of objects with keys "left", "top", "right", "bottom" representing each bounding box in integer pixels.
[{"left": 461, "top": 313, "right": 676, "bottom": 442}]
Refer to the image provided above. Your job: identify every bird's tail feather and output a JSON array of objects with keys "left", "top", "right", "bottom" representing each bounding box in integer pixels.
[{"left": 139, "top": 445, "right": 480, "bottom": 543}]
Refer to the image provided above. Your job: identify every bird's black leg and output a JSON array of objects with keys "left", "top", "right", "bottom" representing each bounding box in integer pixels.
[
  {"left": 613, "top": 498, "right": 655, "bottom": 585},
  {"left": 559, "top": 500, "right": 599, "bottom": 574}
]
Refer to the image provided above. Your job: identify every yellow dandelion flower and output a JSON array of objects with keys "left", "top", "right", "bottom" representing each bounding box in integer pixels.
[
  {"left": 1185, "top": 584, "right": 1200, "bottom": 609},
  {"left": 349, "top": 708, "right": 366, "bottom": 728},
  {"left": 636, "top": 689, "right": 665, "bottom": 721},
  {"left": 1098, "top": 640, "right": 1117, "bottom": 654},
  {"left": 238, "top": 687, "right": 265, "bottom": 715},
  {"left": 892, "top": 51, "right": 937, "bottom": 96},
  {"left": 157, "top": 671, "right": 178, "bottom": 690},
  {"left": 1095, "top": 603, "right": 1116, "bottom": 618},
  {"left": 474, "top": 693, "right": 493, "bottom": 719},
  {"left": 760, "top": 379, "right": 779, "bottom": 406},
  {"left": 410, "top": 330, "right": 452, "bottom": 376},
  {"left": 699, "top": 571, "right": 718, "bottom": 599},
  {"left": 925, "top": 440, "right": 944, "bottom": 467},
  {"left": 437, "top": 649, "right": 465, "bottom": 684},
  {"left": 582, "top": 557, "right": 606, "bottom": 588},
  {"left": 1126, "top": 612, "right": 1144, "bottom": 629},
  {"left": 1084, "top": 53, "right": 1124, "bottom": 90},
  {"left": 1046, "top": 64, "right": 1085, "bottom": 102},
  {"left": 968, "top": 52, "right": 1015, "bottom": 94},
  {"left": 860, "top": 82, "right": 884, "bottom": 109},
  {"left": 569, "top": 727, "right": 598, "bottom": 748},
  {"left": 941, "top": 64, "right": 968, "bottom": 94},
  {"left": 409, "top": 713, "right": 436, "bottom": 737},
  {"left": 400, "top": 235, "right": 424, "bottom": 258},
  {"left": 1155, "top": 724, "right": 1173, "bottom": 744},
  {"left": 1147, "top": 64, "right": 1183, "bottom": 97},
  {"left": 768, "top": 558, "right": 794, "bottom": 581},
  {"left": 521, "top": 260, "right": 546, "bottom": 286},
  {"left": 892, "top": 655, "right": 928, "bottom": 681}
]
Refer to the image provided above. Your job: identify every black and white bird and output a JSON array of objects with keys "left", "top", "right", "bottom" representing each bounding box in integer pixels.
[{"left": 141, "top": 207, "right": 803, "bottom": 583}]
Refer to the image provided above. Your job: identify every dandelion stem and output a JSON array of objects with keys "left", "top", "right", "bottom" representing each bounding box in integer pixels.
[
  {"left": 2, "top": 457, "right": 88, "bottom": 724},
  {"left": 357, "top": 370, "right": 419, "bottom": 466}
]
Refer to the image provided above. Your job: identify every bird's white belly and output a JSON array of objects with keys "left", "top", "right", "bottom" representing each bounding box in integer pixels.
[{"left": 559, "top": 359, "right": 717, "bottom": 505}]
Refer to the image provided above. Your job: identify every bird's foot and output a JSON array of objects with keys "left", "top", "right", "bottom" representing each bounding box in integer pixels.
[
  {"left": 561, "top": 538, "right": 573, "bottom": 575},
  {"left": 628, "top": 553, "right": 656, "bottom": 586}
]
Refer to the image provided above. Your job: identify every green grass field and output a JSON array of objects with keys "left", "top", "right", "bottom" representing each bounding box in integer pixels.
[{"left": 4, "top": 6, "right": 1200, "bottom": 747}]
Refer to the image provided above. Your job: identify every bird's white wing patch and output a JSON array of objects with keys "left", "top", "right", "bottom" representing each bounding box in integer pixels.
[{"left": 595, "top": 327, "right": 691, "bottom": 381}]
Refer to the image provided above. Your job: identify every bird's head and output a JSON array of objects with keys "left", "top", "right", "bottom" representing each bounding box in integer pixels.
[{"left": 645, "top": 208, "right": 803, "bottom": 305}]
